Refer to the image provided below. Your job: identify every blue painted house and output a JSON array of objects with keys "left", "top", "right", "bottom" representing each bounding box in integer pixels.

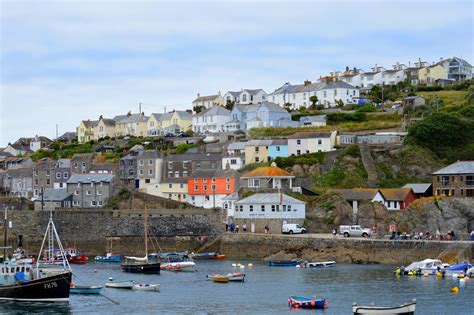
[
  {"left": 228, "top": 102, "right": 294, "bottom": 131},
  {"left": 268, "top": 139, "right": 288, "bottom": 160}
]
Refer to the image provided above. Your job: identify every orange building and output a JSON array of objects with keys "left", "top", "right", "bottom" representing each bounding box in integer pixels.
[{"left": 188, "top": 169, "right": 239, "bottom": 208}]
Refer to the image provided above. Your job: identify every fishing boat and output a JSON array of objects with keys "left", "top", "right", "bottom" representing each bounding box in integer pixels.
[
  {"left": 95, "top": 239, "right": 121, "bottom": 262},
  {"left": 297, "top": 261, "right": 336, "bottom": 268},
  {"left": 352, "top": 299, "right": 416, "bottom": 315},
  {"left": 121, "top": 204, "right": 161, "bottom": 274},
  {"left": 64, "top": 248, "right": 89, "bottom": 264},
  {"left": 105, "top": 278, "right": 135, "bottom": 289},
  {"left": 268, "top": 259, "right": 304, "bottom": 267},
  {"left": 288, "top": 296, "right": 328, "bottom": 309},
  {"left": 192, "top": 252, "right": 226, "bottom": 260},
  {"left": 70, "top": 285, "right": 103, "bottom": 295},
  {"left": 161, "top": 261, "right": 196, "bottom": 272},
  {"left": 133, "top": 283, "right": 160, "bottom": 291},
  {"left": 207, "top": 273, "right": 245, "bottom": 282},
  {"left": 0, "top": 210, "right": 72, "bottom": 302}
]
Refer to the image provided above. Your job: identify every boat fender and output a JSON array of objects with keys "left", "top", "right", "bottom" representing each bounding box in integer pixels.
[
  {"left": 451, "top": 286, "right": 459, "bottom": 293},
  {"left": 452, "top": 274, "right": 458, "bottom": 278},
  {"left": 94, "top": 269, "right": 98, "bottom": 273},
  {"left": 436, "top": 272, "right": 442, "bottom": 277},
  {"left": 248, "top": 263, "right": 253, "bottom": 267},
  {"left": 423, "top": 272, "right": 429, "bottom": 277},
  {"left": 458, "top": 273, "right": 465, "bottom": 279},
  {"left": 14, "top": 272, "right": 28, "bottom": 283},
  {"left": 459, "top": 278, "right": 466, "bottom": 284},
  {"left": 70, "top": 281, "right": 75, "bottom": 288}
]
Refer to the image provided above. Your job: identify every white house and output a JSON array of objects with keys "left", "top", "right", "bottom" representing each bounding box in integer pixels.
[
  {"left": 288, "top": 131, "right": 337, "bottom": 155},
  {"left": 268, "top": 81, "right": 359, "bottom": 109},
  {"left": 192, "top": 92, "right": 225, "bottom": 109},
  {"left": 233, "top": 193, "right": 306, "bottom": 220},
  {"left": 223, "top": 89, "right": 267, "bottom": 105},
  {"left": 29, "top": 136, "right": 52, "bottom": 152},
  {"left": 361, "top": 65, "right": 385, "bottom": 89},
  {"left": 299, "top": 115, "right": 327, "bottom": 127},
  {"left": 222, "top": 142, "right": 246, "bottom": 170},
  {"left": 192, "top": 106, "right": 231, "bottom": 134},
  {"left": 382, "top": 62, "right": 407, "bottom": 85}
]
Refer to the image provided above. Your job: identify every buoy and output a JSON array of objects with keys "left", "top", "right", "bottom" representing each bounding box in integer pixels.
[
  {"left": 296, "top": 265, "right": 301, "bottom": 268},
  {"left": 94, "top": 269, "right": 98, "bottom": 273},
  {"left": 459, "top": 278, "right": 466, "bottom": 284},
  {"left": 408, "top": 271, "right": 414, "bottom": 276},
  {"left": 395, "top": 269, "right": 401, "bottom": 275},
  {"left": 70, "top": 281, "right": 75, "bottom": 287},
  {"left": 451, "top": 287, "right": 459, "bottom": 293},
  {"left": 458, "top": 273, "right": 465, "bottom": 279},
  {"left": 436, "top": 272, "right": 441, "bottom": 277},
  {"left": 248, "top": 263, "right": 253, "bottom": 267},
  {"left": 232, "top": 263, "right": 237, "bottom": 267},
  {"left": 423, "top": 272, "right": 429, "bottom": 277},
  {"left": 452, "top": 274, "right": 458, "bottom": 278},
  {"left": 240, "top": 265, "right": 245, "bottom": 269}
]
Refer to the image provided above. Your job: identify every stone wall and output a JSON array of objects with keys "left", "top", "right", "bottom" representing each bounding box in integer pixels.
[
  {"left": 215, "top": 234, "right": 473, "bottom": 265},
  {"left": 2, "top": 208, "right": 225, "bottom": 255}
]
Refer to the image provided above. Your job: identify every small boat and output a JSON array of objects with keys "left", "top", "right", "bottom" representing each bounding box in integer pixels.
[
  {"left": 158, "top": 252, "right": 191, "bottom": 263},
  {"left": 297, "top": 261, "right": 336, "bottom": 268},
  {"left": 402, "top": 259, "right": 445, "bottom": 275},
  {"left": 288, "top": 296, "right": 328, "bottom": 309},
  {"left": 352, "top": 299, "right": 416, "bottom": 315},
  {"left": 192, "top": 252, "right": 226, "bottom": 260},
  {"left": 105, "top": 279, "right": 136, "bottom": 289},
  {"left": 70, "top": 286, "right": 103, "bottom": 295},
  {"left": 161, "top": 261, "right": 196, "bottom": 272},
  {"left": 212, "top": 275, "right": 229, "bottom": 283},
  {"left": 445, "top": 263, "right": 471, "bottom": 276},
  {"left": 207, "top": 273, "right": 245, "bottom": 282},
  {"left": 95, "top": 253, "right": 121, "bottom": 263},
  {"left": 133, "top": 283, "right": 160, "bottom": 291},
  {"left": 64, "top": 248, "right": 89, "bottom": 264},
  {"left": 268, "top": 260, "right": 304, "bottom": 267}
]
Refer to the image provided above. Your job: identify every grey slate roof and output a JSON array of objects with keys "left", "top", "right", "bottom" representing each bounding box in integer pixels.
[
  {"left": 38, "top": 189, "right": 72, "bottom": 202},
  {"left": 402, "top": 183, "right": 432, "bottom": 194},
  {"left": 67, "top": 173, "right": 114, "bottom": 183},
  {"left": 243, "top": 89, "right": 265, "bottom": 95},
  {"left": 113, "top": 113, "right": 148, "bottom": 124},
  {"left": 165, "top": 152, "right": 222, "bottom": 162},
  {"left": 55, "top": 159, "right": 71, "bottom": 168},
  {"left": 269, "top": 81, "right": 356, "bottom": 96},
  {"left": 300, "top": 115, "right": 327, "bottom": 122},
  {"left": 227, "top": 142, "right": 246, "bottom": 151},
  {"left": 270, "top": 139, "right": 288, "bottom": 146},
  {"left": 246, "top": 139, "right": 273, "bottom": 146},
  {"left": 196, "top": 106, "right": 230, "bottom": 117},
  {"left": 235, "top": 193, "right": 305, "bottom": 205},
  {"left": 190, "top": 169, "right": 239, "bottom": 179},
  {"left": 288, "top": 132, "right": 333, "bottom": 139},
  {"left": 433, "top": 161, "right": 474, "bottom": 175}
]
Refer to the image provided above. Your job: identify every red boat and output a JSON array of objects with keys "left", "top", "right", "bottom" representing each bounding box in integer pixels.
[{"left": 65, "top": 248, "right": 89, "bottom": 264}]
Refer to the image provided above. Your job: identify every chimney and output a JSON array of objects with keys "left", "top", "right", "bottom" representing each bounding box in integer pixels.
[
  {"left": 346, "top": 66, "right": 349, "bottom": 72},
  {"left": 197, "top": 93, "right": 200, "bottom": 98},
  {"left": 218, "top": 91, "right": 221, "bottom": 96},
  {"left": 127, "top": 111, "right": 132, "bottom": 117},
  {"left": 304, "top": 80, "right": 311, "bottom": 86},
  {"left": 225, "top": 161, "right": 230, "bottom": 170},
  {"left": 99, "top": 115, "right": 103, "bottom": 120}
]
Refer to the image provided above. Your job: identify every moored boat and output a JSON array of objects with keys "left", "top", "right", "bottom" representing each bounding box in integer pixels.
[
  {"left": 95, "top": 253, "right": 121, "bottom": 263},
  {"left": 401, "top": 259, "right": 445, "bottom": 275},
  {"left": 207, "top": 273, "right": 245, "bottom": 282},
  {"left": 161, "top": 261, "right": 196, "bottom": 272},
  {"left": 297, "top": 261, "right": 336, "bottom": 268},
  {"left": 288, "top": 296, "right": 328, "bottom": 309},
  {"left": 268, "top": 260, "right": 304, "bottom": 267},
  {"left": 352, "top": 299, "right": 416, "bottom": 315},
  {"left": 192, "top": 252, "right": 226, "bottom": 260},
  {"left": 105, "top": 278, "right": 136, "bottom": 289},
  {"left": 70, "top": 285, "right": 103, "bottom": 295},
  {"left": 65, "top": 248, "right": 89, "bottom": 264},
  {"left": 445, "top": 263, "right": 471, "bottom": 276},
  {"left": 133, "top": 283, "right": 160, "bottom": 291}
]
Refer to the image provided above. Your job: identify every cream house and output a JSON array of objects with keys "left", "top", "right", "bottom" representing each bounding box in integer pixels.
[
  {"left": 192, "top": 92, "right": 225, "bottom": 110},
  {"left": 95, "top": 116, "right": 116, "bottom": 140},
  {"left": 418, "top": 63, "right": 448, "bottom": 86},
  {"left": 244, "top": 140, "right": 272, "bottom": 164},
  {"left": 148, "top": 110, "right": 192, "bottom": 136},
  {"left": 113, "top": 112, "right": 148, "bottom": 137},
  {"left": 77, "top": 120, "right": 98, "bottom": 144}
]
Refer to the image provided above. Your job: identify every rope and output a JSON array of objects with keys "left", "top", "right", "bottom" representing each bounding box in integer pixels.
[{"left": 71, "top": 273, "right": 121, "bottom": 305}]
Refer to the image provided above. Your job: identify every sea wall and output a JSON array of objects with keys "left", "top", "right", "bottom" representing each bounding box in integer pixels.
[
  {"left": 215, "top": 234, "right": 474, "bottom": 265},
  {"left": 3, "top": 208, "right": 225, "bottom": 255}
]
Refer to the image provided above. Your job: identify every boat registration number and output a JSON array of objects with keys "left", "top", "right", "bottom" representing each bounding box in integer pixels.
[{"left": 44, "top": 282, "right": 58, "bottom": 289}]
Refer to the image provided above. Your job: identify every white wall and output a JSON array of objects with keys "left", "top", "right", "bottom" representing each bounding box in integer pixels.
[
  {"left": 222, "top": 157, "right": 244, "bottom": 170},
  {"left": 192, "top": 114, "right": 230, "bottom": 134},
  {"left": 190, "top": 194, "right": 227, "bottom": 208},
  {"left": 288, "top": 132, "right": 336, "bottom": 155},
  {"left": 233, "top": 202, "right": 305, "bottom": 219}
]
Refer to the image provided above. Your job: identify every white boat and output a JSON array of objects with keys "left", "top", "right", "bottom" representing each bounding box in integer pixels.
[
  {"left": 161, "top": 261, "right": 196, "bottom": 271},
  {"left": 404, "top": 259, "right": 444, "bottom": 275},
  {"left": 207, "top": 273, "right": 245, "bottom": 282},
  {"left": 133, "top": 283, "right": 160, "bottom": 291},
  {"left": 352, "top": 299, "right": 416, "bottom": 315},
  {"left": 105, "top": 278, "right": 136, "bottom": 289},
  {"left": 297, "top": 261, "right": 336, "bottom": 268}
]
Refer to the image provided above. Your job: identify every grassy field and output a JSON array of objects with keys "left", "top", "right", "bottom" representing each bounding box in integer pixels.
[{"left": 417, "top": 90, "right": 468, "bottom": 107}]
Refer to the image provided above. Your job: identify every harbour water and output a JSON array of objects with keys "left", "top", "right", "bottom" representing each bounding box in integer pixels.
[{"left": 0, "top": 261, "right": 472, "bottom": 314}]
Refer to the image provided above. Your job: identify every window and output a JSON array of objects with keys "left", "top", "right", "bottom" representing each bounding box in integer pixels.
[
  {"left": 261, "top": 205, "right": 265, "bottom": 212},
  {"left": 242, "top": 94, "right": 247, "bottom": 102},
  {"left": 226, "top": 185, "right": 230, "bottom": 190},
  {"left": 174, "top": 171, "right": 179, "bottom": 178},
  {"left": 46, "top": 179, "right": 50, "bottom": 185},
  {"left": 239, "top": 205, "right": 244, "bottom": 212},
  {"left": 212, "top": 185, "right": 216, "bottom": 191},
  {"left": 296, "top": 140, "right": 301, "bottom": 145},
  {"left": 91, "top": 201, "right": 96, "bottom": 206},
  {"left": 34, "top": 170, "right": 39, "bottom": 176},
  {"left": 194, "top": 178, "right": 198, "bottom": 183},
  {"left": 97, "top": 190, "right": 102, "bottom": 195},
  {"left": 276, "top": 146, "right": 280, "bottom": 152},
  {"left": 283, "top": 205, "right": 287, "bottom": 211},
  {"left": 318, "top": 139, "right": 322, "bottom": 145},
  {"left": 271, "top": 205, "right": 276, "bottom": 212},
  {"left": 86, "top": 190, "right": 91, "bottom": 195},
  {"left": 226, "top": 177, "right": 230, "bottom": 182},
  {"left": 289, "top": 205, "right": 293, "bottom": 211},
  {"left": 128, "top": 160, "right": 133, "bottom": 166},
  {"left": 212, "top": 178, "right": 216, "bottom": 183},
  {"left": 98, "top": 201, "right": 103, "bottom": 206},
  {"left": 194, "top": 185, "right": 198, "bottom": 191},
  {"left": 35, "top": 179, "right": 39, "bottom": 185},
  {"left": 145, "top": 179, "right": 150, "bottom": 183},
  {"left": 56, "top": 172, "right": 61, "bottom": 179},
  {"left": 139, "top": 169, "right": 144, "bottom": 175},
  {"left": 139, "top": 160, "right": 144, "bottom": 166},
  {"left": 297, "top": 150, "right": 301, "bottom": 155},
  {"left": 255, "top": 156, "right": 260, "bottom": 162},
  {"left": 183, "top": 161, "right": 189, "bottom": 169},
  {"left": 205, "top": 196, "right": 210, "bottom": 201},
  {"left": 73, "top": 201, "right": 80, "bottom": 206},
  {"left": 168, "top": 162, "right": 173, "bottom": 169},
  {"left": 63, "top": 172, "right": 68, "bottom": 178},
  {"left": 148, "top": 160, "right": 153, "bottom": 165},
  {"left": 169, "top": 183, "right": 173, "bottom": 188},
  {"left": 168, "top": 194, "right": 172, "bottom": 199},
  {"left": 249, "top": 179, "right": 260, "bottom": 188},
  {"left": 180, "top": 184, "right": 184, "bottom": 189},
  {"left": 168, "top": 171, "right": 173, "bottom": 178},
  {"left": 148, "top": 169, "right": 153, "bottom": 175},
  {"left": 183, "top": 171, "right": 188, "bottom": 177},
  {"left": 203, "top": 178, "right": 207, "bottom": 183},
  {"left": 249, "top": 205, "right": 254, "bottom": 212},
  {"left": 203, "top": 186, "right": 207, "bottom": 191},
  {"left": 82, "top": 162, "right": 86, "bottom": 167},
  {"left": 255, "top": 147, "right": 259, "bottom": 152},
  {"left": 46, "top": 170, "right": 50, "bottom": 176}
]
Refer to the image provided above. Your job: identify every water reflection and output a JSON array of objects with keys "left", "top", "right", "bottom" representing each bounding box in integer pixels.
[{"left": 0, "top": 301, "right": 72, "bottom": 314}]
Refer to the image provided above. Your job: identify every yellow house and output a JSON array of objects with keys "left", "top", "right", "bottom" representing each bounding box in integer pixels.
[
  {"left": 94, "top": 116, "right": 116, "bottom": 140},
  {"left": 244, "top": 139, "right": 272, "bottom": 164},
  {"left": 147, "top": 110, "right": 192, "bottom": 136},
  {"left": 77, "top": 120, "right": 98, "bottom": 144},
  {"left": 156, "top": 181, "right": 188, "bottom": 202},
  {"left": 418, "top": 63, "right": 448, "bottom": 86},
  {"left": 113, "top": 112, "right": 149, "bottom": 137}
]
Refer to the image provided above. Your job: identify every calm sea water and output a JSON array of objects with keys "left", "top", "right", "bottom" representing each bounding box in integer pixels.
[{"left": 0, "top": 261, "right": 472, "bottom": 314}]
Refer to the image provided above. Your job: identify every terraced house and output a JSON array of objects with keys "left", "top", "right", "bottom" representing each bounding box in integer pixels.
[
  {"left": 113, "top": 112, "right": 148, "bottom": 137},
  {"left": 67, "top": 173, "right": 115, "bottom": 208},
  {"left": 32, "top": 158, "right": 55, "bottom": 197},
  {"left": 77, "top": 119, "right": 98, "bottom": 144},
  {"left": 188, "top": 169, "right": 239, "bottom": 209},
  {"left": 147, "top": 110, "right": 192, "bottom": 136},
  {"left": 95, "top": 116, "right": 116, "bottom": 140},
  {"left": 192, "top": 92, "right": 225, "bottom": 109},
  {"left": 432, "top": 161, "right": 474, "bottom": 197}
]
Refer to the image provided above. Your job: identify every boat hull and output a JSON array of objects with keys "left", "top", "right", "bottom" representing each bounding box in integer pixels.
[
  {"left": 268, "top": 260, "right": 304, "bottom": 267},
  {"left": 299, "top": 261, "right": 336, "bottom": 268},
  {"left": 70, "top": 286, "right": 102, "bottom": 295},
  {"left": 0, "top": 272, "right": 71, "bottom": 302},
  {"left": 105, "top": 281, "right": 135, "bottom": 289},
  {"left": 95, "top": 255, "right": 121, "bottom": 263},
  {"left": 69, "top": 255, "right": 89, "bottom": 264},
  {"left": 352, "top": 301, "right": 416, "bottom": 315},
  {"left": 121, "top": 262, "right": 161, "bottom": 274},
  {"left": 288, "top": 296, "right": 328, "bottom": 309},
  {"left": 133, "top": 284, "right": 160, "bottom": 291},
  {"left": 161, "top": 261, "right": 196, "bottom": 272}
]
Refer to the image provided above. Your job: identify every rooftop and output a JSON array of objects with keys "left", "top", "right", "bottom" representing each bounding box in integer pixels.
[
  {"left": 241, "top": 165, "right": 294, "bottom": 178},
  {"left": 379, "top": 188, "right": 414, "bottom": 201},
  {"left": 402, "top": 183, "right": 432, "bottom": 194},
  {"left": 67, "top": 173, "right": 114, "bottom": 184},
  {"left": 433, "top": 161, "right": 474, "bottom": 175},
  {"left": 235, "top": 193, "right": 304, "bottom": 205},
  {"left": 288, "top": 132, "right": 333, "bottom": 139}
]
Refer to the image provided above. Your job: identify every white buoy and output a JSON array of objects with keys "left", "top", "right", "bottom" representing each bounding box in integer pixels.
[
  {"left": 460, "top": 278, "right": 466, "bottom": 284},
  {"left": 248, "top": 263, "right": 253, "bottom": 268},
  {"left": 232, "top": 263, "right": 237, "bottom": 267},
  {"left": 296, "top": 265, "right": 301, "bottom": 268},
  {"left": 240, "top": 265, "right": 245, "bottom": 269},
  {"left": 452, "top": 274, "right": 458, "bottom": 278}
]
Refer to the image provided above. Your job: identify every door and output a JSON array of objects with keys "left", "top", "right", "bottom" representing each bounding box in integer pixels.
[{"left": 135, "top": 179, "right": 140, "bottom": 189}]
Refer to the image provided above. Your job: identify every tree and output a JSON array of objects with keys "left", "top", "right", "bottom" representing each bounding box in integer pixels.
[
  {"left": 225, "top": 100, "right": 235, "bottom": 110},
  {"left": 284, "top": 103, "right": 292, "bottom": 111},
  {"left": 466, "top": 84, "right": 474, "bottom": 105},
  {"left": 308, "top": 95, "right": 318, "bottom": 110},
  {"left": 193, "top": 105, "right": 204, "bottom": 113},
  {"left": 335, "top": 99, "right": 344, "bottom": 108}
]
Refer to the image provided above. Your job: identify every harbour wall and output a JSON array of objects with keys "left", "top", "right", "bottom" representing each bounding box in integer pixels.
[
  {"left": 3, "top": 208, "right": 225, "bottom": 255},
  {"left": 214, "top": 234, "right": 474, "bottom": 265}
]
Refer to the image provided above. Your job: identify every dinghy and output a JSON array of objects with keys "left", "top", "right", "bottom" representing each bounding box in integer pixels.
[
  {"left": 297, "top": 261, "right": 336, "bottom": 268},
  {"left": 207, "top": 273, "right": 245, "bottom": 282},
  {"left": 352, "top": 299, "right": 416, "bottom": 315},
  {"left": 133, "top": 283, "right": 160, "bottom": 291},
  {"left": 70, "top": 286, "right": 103, "bottom": 295},
  {"left": 288, "top": 296, "right": 328, "bottom": 309},
  {"left": 105, "top": 278, "right": 135, "bottom": 289},
  {"left": 268, "top": 260, "right": 304, "bottom": 267}
]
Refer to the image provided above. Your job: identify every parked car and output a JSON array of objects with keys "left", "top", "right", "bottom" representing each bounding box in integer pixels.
[
  {"left": 164, "top": 133, "right": 175, "bottom": 138},
  {"left": 282, "top": 223, "right": 306, "bottom": 234},
  {"left": 339, "top": 225, "right": 371, "bottom": 238}
]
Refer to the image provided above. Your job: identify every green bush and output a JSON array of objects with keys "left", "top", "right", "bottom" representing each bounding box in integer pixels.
[
  {"left": 327, "top": 112, "right": 366, "bottom": 124},
  {"left": 175, "top": 143, "right": 197, "bottom": 154}
]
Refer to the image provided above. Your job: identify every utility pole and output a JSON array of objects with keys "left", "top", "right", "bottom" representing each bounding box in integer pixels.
[{"left": 3, "top": 207, "right": 7, "bottom": 261}]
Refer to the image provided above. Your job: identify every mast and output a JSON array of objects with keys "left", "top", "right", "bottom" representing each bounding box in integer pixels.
[
  {"left": 3, "top": 208, "right": 7, "bottom": 261},
  {"left": 144, "top": 204, "right": 148, "bottom": 261}
]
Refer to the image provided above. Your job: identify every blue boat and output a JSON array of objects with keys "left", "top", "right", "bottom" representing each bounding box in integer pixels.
[
  {"left": 95, "top": 254, "right": 121, "bottom": 262},
  {"left": 288, "top": 296, "right": 328, "bottom": 309},
  {"left": 445, "top": 263, "right": 472, "bottom": 275},
  {"left": 70, "top": 285, "right": 103, "bottom": 295},
  {"left": 268, "top": 260, "right": 304, "bottom": 267}
]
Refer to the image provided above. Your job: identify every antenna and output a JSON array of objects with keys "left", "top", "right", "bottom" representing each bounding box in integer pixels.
[
  {"left": 139, "top": 102, "right": 142, "bottom": 113},
  {"left": 56, "top": 124, "right": 59, "bottom": 139}
]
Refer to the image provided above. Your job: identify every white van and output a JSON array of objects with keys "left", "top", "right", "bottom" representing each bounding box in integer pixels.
[{"left": 282, "top": 223, "right": 306, "bottom": 234}]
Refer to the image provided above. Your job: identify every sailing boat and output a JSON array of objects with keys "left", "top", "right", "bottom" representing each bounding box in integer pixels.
[
  {"left": 121, "top": 204, "right": 161, "bottom": 273},
  {"left": 0, "top": 210, "right": 72, "bottom": 302}
]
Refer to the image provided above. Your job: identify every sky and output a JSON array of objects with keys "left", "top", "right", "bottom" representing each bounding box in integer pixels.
[{"left": 0, "top": 0, "right": 473, "bottom": 146}]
